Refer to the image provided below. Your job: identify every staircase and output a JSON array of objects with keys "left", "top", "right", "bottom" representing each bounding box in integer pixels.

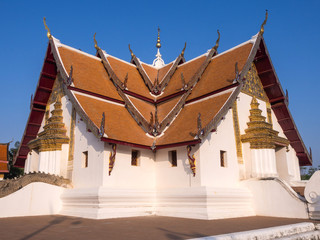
[{"left": 189, "top": 222, "right": 320, "bottom": 240}]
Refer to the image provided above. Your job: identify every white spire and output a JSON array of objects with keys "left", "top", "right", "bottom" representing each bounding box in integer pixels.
[{"left": 152, "top": 27, "right": 165, "bottom": 68}]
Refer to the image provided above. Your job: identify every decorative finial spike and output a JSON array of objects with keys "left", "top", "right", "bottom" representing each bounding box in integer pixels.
[
  {"left": 259, "top": 10, "right": 268, "bottom": 35},
  {"left": 43, "top": 17, "right": 52, "bottom": 39},
  {"left": 214, "top": 30, "right": 220, "bottom": 50},
  {"left": 181, "top": 42, "right": 187, "bottom": 56},
  {"left": 156, "top": 27, "right": 161, "bottom": 48},
  {"left": 94, "top": 33, "right": 101, "bottom": 51},
  {"left": 128, "top": 44, "right": 135, "bottom": 58}
]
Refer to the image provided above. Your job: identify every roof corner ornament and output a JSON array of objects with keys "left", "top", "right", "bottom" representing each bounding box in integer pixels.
[
  {"left": 122, "top": 72, "right": 128, "bottom": 89},
  {"left": 310, "top": 147, "right": 313, "bottom": 161},
  {"left": 151, "top": 141, "right": 156, "bottom": 151},
  {"left": 197, "top": 113, "right": 204, "bottom": 138},
  {"left": 213, "top": 30, "right": 220, "bottom": 50},
  {"left": 285, "top": 89, "right": 289, "bottom": 106},
  {"left": 235, "top": 62, "right": 241, "bottom": 83},
  {"left": 187, "top": 145, "right": 196, "bottom": 177},
  {"left": 94, "top": 33, "right": 101, "bottom": 51},
  {"left": 99, "top": 112, "right": 105, "bottom": 138},
  {"left": 152, "top": 71, "right": 160, "bottom": 94},
  {"left": 150, "top": 107, "right": 160, "bottom": 136},
  {"left": 180, "top": 72, "right": 188, "bottom": 90},
  {"left": 152, "top": 27, "right": 165, "bottom": 67},
  {"left": 181, "top": 42, "right": 187, "bottom": 56},
  {"left": 259, "top": 10, "right": 268, "bottom": 35},
  {"left": 43, "top": 17, "right": 52, "bottom": 39},
  {"left": 128, "top": 44, "right": 135, "bottom": 58},
  {"left": 64, "top": 65, "right": 73, "bottom": 86}
]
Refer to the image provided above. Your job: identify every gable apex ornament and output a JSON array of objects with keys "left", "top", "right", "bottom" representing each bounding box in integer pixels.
[
  {"left": 152, "top": 27, "right": 165, "bottom": 67},
  {"left": 43, "top": 17, "right": 52, "bottom": 39},
  {"left": 94, "top": 33, "right": 101, "bottom": 51},
  {"left": 259, "top": 10, "right": 268, "bottom": 35}
]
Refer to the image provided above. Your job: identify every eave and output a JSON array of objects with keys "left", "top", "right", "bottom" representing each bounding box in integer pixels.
[
  {"left": 254, "top": 37, "right": 312, "bottom": 166},
  {"left": 14, "top": 43, "right": 57, "bottom": 167}
]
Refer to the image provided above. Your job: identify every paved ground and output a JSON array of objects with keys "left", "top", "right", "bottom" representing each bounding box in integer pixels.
[{"left": 0, "top": 215, "right": 318, "bottom": 240}]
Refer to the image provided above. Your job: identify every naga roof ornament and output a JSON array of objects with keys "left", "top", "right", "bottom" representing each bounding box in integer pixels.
[
  {"left": 152, "top": 27, "right": 165, "bottom": 68},
  {"left": 213, "top": 30, "right": 220, "bottom": 50},
  {"left": 94, "top": 33, "right": 101, "bottom": 51},
  {"left": 259, "top": 10, "right": 268, "bottom": 35},
  {"left": 43, "top": 17, "right": 52, "bottom": 39}
]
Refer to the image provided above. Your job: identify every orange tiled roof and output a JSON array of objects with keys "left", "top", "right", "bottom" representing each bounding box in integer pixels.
[
  {"left": 14, "top": 32, "right": 312, "bottom": 166},
  {"left": 187, "top": 43, "right": 253, "bottom": 101},
  {"left": 156, "top": 92, "right": 232, "bottom": 145},
  {"left": 58, "top": 47, "right": 123, "bottom": 101},
  {"left": 54, "top": 39, "right": 255, "bottom": 148},
  {"left": 75, "top": 94, "right": 154, "bottom": 146},
  {"left": 0, "top": 144, "right": 8, "bottom": 161},
  {"left": 0, "top": 143, "right": 9, "bottom": 173}
]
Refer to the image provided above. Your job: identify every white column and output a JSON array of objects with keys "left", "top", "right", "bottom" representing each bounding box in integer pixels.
[
  {"left": 38, "top": 150, "right": 62, "bottom": 175},
  {"left": 251, "top": 149, "right": 278, "bottom": 178}
]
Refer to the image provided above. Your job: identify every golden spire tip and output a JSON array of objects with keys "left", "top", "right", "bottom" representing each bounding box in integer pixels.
[
  {"left": 94, "top": 33, "right": 101, "bottom": 51},
  {"left": 156, "top": 26, "right": 161, "bottom": 48},
  {"left": 259, "top": 10, "right": 268, "bottom": 35},
  {"left": 213, "top": 30, "right": 220, "bottom": 50},
  {"left": 43, "top": 17, "right": 52, "bottom": 39}
]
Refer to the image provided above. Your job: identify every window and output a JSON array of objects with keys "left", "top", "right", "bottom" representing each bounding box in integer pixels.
[
  {"left": 131, "top": 150, "right": 140, "bottom": 166},
  {"left": 82, "top": 151, "right": 88, "bottom": 168},
  {"left": 220, "top": 150, "right": 227, "bottom": 167},
  {"left": 169, "top": 150, "right": 177, "bottom": 167}
]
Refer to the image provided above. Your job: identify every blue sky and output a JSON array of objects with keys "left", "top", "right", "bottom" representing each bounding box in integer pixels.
[{"left": 0, "top": 1, "right": 319, "bottom": 166}]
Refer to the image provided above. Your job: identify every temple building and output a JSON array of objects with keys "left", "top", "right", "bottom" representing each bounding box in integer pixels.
[
  {"left": 0, "top": 143, "right": 9, "bottom": 180},
  {"left": 3, "top": 13, "right": 319, "bottom": 220}
]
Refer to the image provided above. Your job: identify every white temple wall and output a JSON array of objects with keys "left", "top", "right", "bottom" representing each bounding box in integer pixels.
[
  {"left": 276, "top": 146, "right": 292, "bottom": 183},
  {"left": 60, "top": 144, "right": 69, "bottom": 178},
  {"left": 103, "top": 144, "right": 155, "bottom": 188},
  {"left": 155, "top": 146, "right": 199, "bottom": 188},
  {"left": 243, "top": 142, "right": 252, "bottom": 179},
  {"left": 25, "top": 150, "right": 39, "bottom": 173},
  {"left": 72, "top": 113, "right": 105, "bottom": 188},
  {"left": 199, "top": 109, "right": 240, "bottom": 187},
  {"left": 271, "top": 108, "right": 286, "bottom": 138}
]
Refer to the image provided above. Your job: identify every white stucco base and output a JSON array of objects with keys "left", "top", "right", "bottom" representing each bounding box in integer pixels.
[
  {"left": 156, "top": 186, "right": 254, "bottom": 220},
  {"left": 0, "top": 182, "right": 64, "bottom": 218},
  {"left": 60, "top": 187, "right": 156, "bottom": 219},
  {"left": 241, "top": 178, "right": 309, "bottom": 219},
  {"left": 60, "top": 186, "right": 254, "bottom": 220}
]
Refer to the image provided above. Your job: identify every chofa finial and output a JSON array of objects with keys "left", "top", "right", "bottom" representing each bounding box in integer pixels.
[
  {"left": 128, "top": 44, "right": 135, "bottom": 58},
  {"left": 94, "top": 33, "right": 101, "bottom": 51},
  {"left": 181, "top": 42, "right": 187, "bottom": 56},
  {"left": 259, "top": 10, "right": 268, "bottom": 35},
  {"left": 214, "top": 30, "right": 220, "bottom": 50},
  {"left": 156, "top": 26, "right": 161, "bottom": 48},
  {"left": 43, "top": 17, "right": 52, "bottom": 39}
]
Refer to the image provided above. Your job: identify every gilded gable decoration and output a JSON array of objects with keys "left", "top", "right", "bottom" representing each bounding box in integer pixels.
[
  {"left": 28, "top": 96, "right": 69, "bottom": 152},
  {"left": 48, "top": 79, "right": 65, "bottom": 105},
  {"left": 241, "top": 97, "right": 289, "bottom": 149},
  {"left": 232, "top": 101, "right": 243, "bottom": 163},
  {"left": 242, "top": 63, "right": 268, "bottom": 102}
]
